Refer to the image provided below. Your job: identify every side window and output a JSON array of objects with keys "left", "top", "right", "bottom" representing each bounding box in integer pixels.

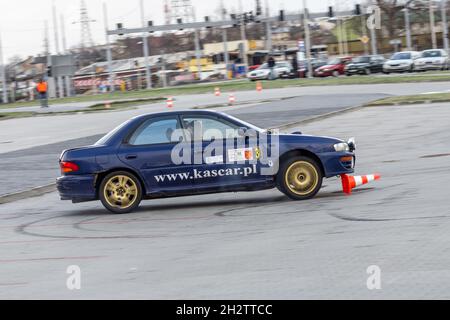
[
  {"left": 182, "top": 117, "right": 240, "bottom": 141},
  {"left": 129, "top": 117, "right": 180, "bottom": 146}
]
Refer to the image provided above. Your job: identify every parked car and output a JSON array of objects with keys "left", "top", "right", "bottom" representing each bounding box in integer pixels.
[
  {"left": 414, "top": 49, "right": 449, "bottom": 71},
  {"left": 247, "top": 61, "right": 293, "bottom": 80},
  {"left": 345, "top": 55, "right": 385, "bottom": 76},
  {"left": 383, "top": 51, "right": 420, "bottom": 73},
  {"left": 298, "top": 59, "right": 328, "bottom": 78},
  {"left": 314, "top": 57, "right": 352, "bottom": 77}
]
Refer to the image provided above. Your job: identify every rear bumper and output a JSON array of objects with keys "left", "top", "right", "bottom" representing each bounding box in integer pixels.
[
  {"left": 57, "top": 174, "right": 97, "bottom": 202},
  {"left": 319, "top": 152, "right": 356, "bottom": 178}
]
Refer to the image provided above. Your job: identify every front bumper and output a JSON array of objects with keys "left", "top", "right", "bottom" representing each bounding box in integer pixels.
[
  {"left": 319, "top": 152, "right": 356, "bottom": 178},
  {"left": 414, "top": 63, "right": 444, "bottom": 70},
  {"left": 57, "top": 174, "right": 97, "bottom": 202}
]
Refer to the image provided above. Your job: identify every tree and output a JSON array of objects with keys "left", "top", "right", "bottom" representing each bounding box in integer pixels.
[{"left": 375, "top": 0, "right": 412, "bottom": 39}]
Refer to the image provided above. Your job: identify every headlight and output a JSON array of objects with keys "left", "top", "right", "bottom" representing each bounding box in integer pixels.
[{"left": 334, "top": 142, "right": 350, "bottom": 152}]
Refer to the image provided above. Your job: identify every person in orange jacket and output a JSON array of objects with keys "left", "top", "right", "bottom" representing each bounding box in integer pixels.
[{"left": 36, "top": 79, "right": 48, "bottom": 108}]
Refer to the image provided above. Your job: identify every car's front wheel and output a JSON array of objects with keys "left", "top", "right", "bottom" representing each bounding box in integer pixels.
[
  {"left": 99, "top": 171, "right": 143, "bottom": 214},
  {"left": 277, "top": 156, "right": 323, "bottom": 200}
]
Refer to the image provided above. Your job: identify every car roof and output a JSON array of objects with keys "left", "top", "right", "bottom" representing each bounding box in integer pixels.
[{"left": 131, "top": 109, "right": 228, "bottom": 122}]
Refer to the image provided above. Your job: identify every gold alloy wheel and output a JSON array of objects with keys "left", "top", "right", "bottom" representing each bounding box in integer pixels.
[
  {"left": 103, "top": 175, "right": 139, "bottom": 209},
  {"left": 285, "top": 161, "right": 319, "bottom": 196}
]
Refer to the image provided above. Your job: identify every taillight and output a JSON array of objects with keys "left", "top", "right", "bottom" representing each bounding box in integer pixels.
[{"left": 60, "top": 161, "right": 79, "bottom": 174}]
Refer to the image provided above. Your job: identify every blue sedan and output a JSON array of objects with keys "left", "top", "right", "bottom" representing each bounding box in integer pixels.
[{"left": 57, "top": 110, "right": 356, "bottom": 214}]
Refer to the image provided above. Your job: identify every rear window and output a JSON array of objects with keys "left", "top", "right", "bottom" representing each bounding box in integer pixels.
[{"left": 95, "top": 120, "right": 131, "bottom": 146}]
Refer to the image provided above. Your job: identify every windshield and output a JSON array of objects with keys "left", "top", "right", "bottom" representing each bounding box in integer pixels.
[
  {"left": 422, "top": 50, "right": 442, "bottom": 58},
  {"left": 257, "top": 63, "right": 269, "bottom": 70},
  {"left": 95, "top": 120, "right": 131, "bottom": 145},
  {"left": 225, "top": 114, "right": 266, "bottom": 133},
  {"left": 327, "top": 58, "right": 341, "bottom": 65},
  {"left": 352, "top": 56, "right": 370, "bottom": 63},
  {"left": 391, "top": 52, "right": 411, "bottom": 60}
]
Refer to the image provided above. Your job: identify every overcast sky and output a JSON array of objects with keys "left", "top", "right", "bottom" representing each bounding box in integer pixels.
[{"left": 0, "top": 0, "right": 358, "bottom": 61}]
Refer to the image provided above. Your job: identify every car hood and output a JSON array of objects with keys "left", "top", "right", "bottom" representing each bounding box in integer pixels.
[{"left": 273, "top": 132, "right": 344, "bottom": 151}]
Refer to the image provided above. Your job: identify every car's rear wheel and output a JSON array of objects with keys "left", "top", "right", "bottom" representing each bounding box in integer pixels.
[
  {"left": 365, "top": 68, "right": 371, "bottom": 75},
  {"left": 99, "top": 171, "right": 143, "bottom": 214},
  {"left": 277, "top": 156, "right": 323, "bottom": 200},
  {"left": 332, "top": 70, "right": 340, "bottom": 77}
]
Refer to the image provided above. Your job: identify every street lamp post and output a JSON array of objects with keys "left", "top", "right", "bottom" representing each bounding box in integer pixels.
[
  {"left": 194, "top": 29, "right": 203, "bottom": 80},
  {"left": 302, "top": 0, "right": 313, "bottom": 78},
  {"left": 140, "top": 0, "right": 152, "bottom": 89},
  {"left": 103, "top": 2, "right": 115, "bottom": 92},
  {"left": 0, "top": 31, "right": 8, "bottom": 104},
  {"left": 442, "top": 0, "right": 449, "bottom": 52},
  {"left": 404, "top": 6, "right": 412, "bottom": 51},
  {"left": 430, "top": 0, "right": 437, "bottom": 49}
]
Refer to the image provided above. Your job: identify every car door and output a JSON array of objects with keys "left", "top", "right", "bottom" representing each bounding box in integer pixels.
[
  {"left": 117, "top": 115, "right": 193, "bottom": 194},
  {"left": 180, "top": 114, "right": 268, "bottom": 192}
]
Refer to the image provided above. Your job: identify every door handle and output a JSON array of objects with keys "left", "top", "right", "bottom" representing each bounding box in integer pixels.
[{"left": 125, "top": 154, "right": 138, "bottom": 160}]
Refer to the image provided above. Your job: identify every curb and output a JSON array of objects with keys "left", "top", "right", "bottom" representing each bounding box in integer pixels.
[{"left": 0, "top": 183, "right": 56, "bottom": 205}]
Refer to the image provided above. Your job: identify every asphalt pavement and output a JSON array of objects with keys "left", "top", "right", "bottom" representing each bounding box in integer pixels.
[{"left": 0, "top": 101, "right": 450, "bottom": 299}]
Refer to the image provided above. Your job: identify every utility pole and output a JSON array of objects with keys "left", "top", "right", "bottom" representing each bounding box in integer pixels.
[
  {"left": 61, "top": 14, "right": 68, "bottom": 53},
  {"left": 53, "top": 1, "right": 64, "bottom": 98},
  {"left": 52, "top": 1, "right": 60, "bottom": 54},
  {"left": 0, "top": 30, "right": 8, "bottom": 104},
  {"left": 220, "top": 0, "right": 230, "bottom": 79},
  {"left": 103, "top": 2, "right": 114, "bottom": 92},
  {"left": 442, "top": 0, "right": 449, "bottom": 52},
  {"left": 404, "top": 6, "right": 412, "bottom": 50},
  {"left": 140, "top": 0, "right": 152, "bottom": 89},
  {"left": 302, "top": 0, "right": 313, "bottom": 78},
  {"left": 240, "top": 16, "right": 249, "bottom": 70},
  {"left": 61, "top": 14, "right": 72, "bottom": 96},
  {"left": 194, "top": 29, "right": 203, "bottom": 80},
  {"left": 430, "top": 0, "right": 437, "bottom": 49}
]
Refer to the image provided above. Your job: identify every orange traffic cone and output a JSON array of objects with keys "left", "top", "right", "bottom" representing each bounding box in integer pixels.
[
  {"left": 228, "top": 93, "right": 236, "bottom": 106},
  {"left": 256, "top": 81, "right": 263, "bottom": 92},
  {"left": 341, "top": 174, "right": 381, "bottom": 195},
  {"left": 215, "top": 87, "right": 221, "bottom": 96},
  {"left": 167, "top": 97, "right": 174, "bottom": 108}
]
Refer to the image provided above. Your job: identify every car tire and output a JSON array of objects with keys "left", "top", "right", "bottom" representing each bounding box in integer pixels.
[
  {"left": 99, "top": 171, "right": 143, "bottom": 214},
  {"left": 277, "top": 156, "right": 323, "bottom": 201},
  {"left": 332, "top": 71, "right": 340, "bottom": 77},
  {"left": 365, "top": 68, "right": 371, "bottom": 75}
]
